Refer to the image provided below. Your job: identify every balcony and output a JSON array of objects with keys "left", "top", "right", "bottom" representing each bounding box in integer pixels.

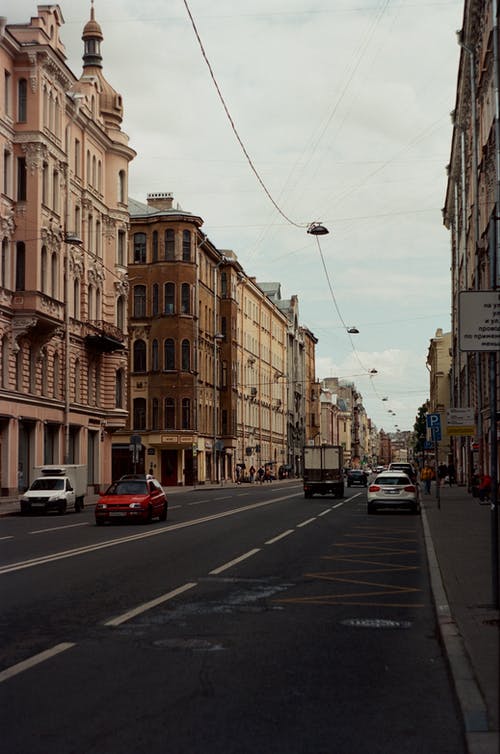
[
  {"left": 85, "top": 320, "right": 125, "bottom": 353},
  {"left": 12, "top": 290, "right": 64, "bottom": 341}
]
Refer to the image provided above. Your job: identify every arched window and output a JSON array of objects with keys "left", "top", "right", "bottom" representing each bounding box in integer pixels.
[
  {"left": 164, "top": 282, "right": 175, "bottom": 314},
  {"left": 181, "top": 283, "right": 190, "bottom": 314},
  {"left": 98, "top": 160, "right": 102, "bottom": 192},
  {"left": 182, "top": 230, "right": 191, "bottom": 261},
  {"left": 181, "top": 339, "right": 190, "bottom": 371},
  {"left": 42, "top": 162, "right": 49, "bottom": 205},
  {"left": 133, "top": 340, "right": 146, "bottom": 372},
  {"left": 182, "top": 398, "right": 191, "bottom": 429},
  {"left": 134, "top": 233, "right": 146, "bottom": 263},
  {"left": 133, "top": 285, "right": 146, "bottom": 317},
  {"left": 15, "top": 242, "right": 25, "bottom": 291},
  {"left": 152, "top": 339, "right": 159, "bottom": 371},
  {"left": 118, "top": 170, "right": 126, "bottom": 203},
  {"left": 117, "top": 295, "right": 125, "bottom": 331},
  {"left": 92, "top": 155, "right": 97, "bottom": 187},
  {"left": 86, "top": 150, "right": 91, "bottom": 184},
  {"left": 41, "top": 246, "right": 48, "bottom": 293},
  {"left": 74, "top": 358, "right": 81, "bottom": 402},
  {"left": 95, "top": 288, "right": 101, "bottom": 320},
  {"left": 95, "top": 219, "right": 101, "bottom": 257},
  {"left": 165, "top": 229, "right": 175, "bottom": 260},
  {"left": 115, "top": 368, "right": 124, "bottom": 408},
  {"left": 164, "top": 339, "right": 175, "bottom": 370},
  {"left": 18, "top": 78, "right": 27, "bottom": 122},
  {"left": 152, "top": 231, "right": 158, "bottom": 262},
  {"left": 152, "top": 283, "right": 159, "bottom": 316},
  {"left": 133, "top": 398, "right": 146, "bottom": 430},
  {"left": 164, "top": 397, "right": 175, "bottom": 429},
  {"left": 52, "top": 170, "right": 59, "bottom": 211},
  {"left": 152, "top": 397, "right": 159, "bottom": 429}
]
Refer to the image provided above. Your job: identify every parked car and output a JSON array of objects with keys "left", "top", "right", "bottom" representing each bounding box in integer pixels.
[
  {"left": 346, "top": 469, "right": 367, "bottom": 487},
  {"left": 367, "top": 471, "right": 420, "bottom": 514},
  {"left": 95, "top": 475, "right": 168, "bottom": 525}
]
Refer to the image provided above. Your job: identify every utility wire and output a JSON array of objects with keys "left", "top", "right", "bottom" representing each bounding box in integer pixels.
[{"left": 182, "top": 0, "right": 307, "bottom": 230}]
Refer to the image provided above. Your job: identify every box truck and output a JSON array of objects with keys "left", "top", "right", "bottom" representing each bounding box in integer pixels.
[
  {"left": 302, "top": 445, "right": 344, "bottom": 499},
  {"left": 20, "top": 464, "right": 87, "bottom": 515}
]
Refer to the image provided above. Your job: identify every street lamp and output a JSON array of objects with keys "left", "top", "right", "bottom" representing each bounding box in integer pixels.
[{"left": 307, "top": 222, "right": 329, "bottom": 235}]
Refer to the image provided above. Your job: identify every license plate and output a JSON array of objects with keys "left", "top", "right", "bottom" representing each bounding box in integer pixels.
[
  {"left": 109, "top": 511, "right": 127, "bottom": 517},
  {"left": 31, "top": 502, "right": 46, "bottom": 507},
  {"left": 383, "top": 489, "right": 399, "bottom": 495}
]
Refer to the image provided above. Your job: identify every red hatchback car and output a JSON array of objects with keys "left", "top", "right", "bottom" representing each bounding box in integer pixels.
[{"left": 95, "top": 475, "right": 168, "bottom": 525}]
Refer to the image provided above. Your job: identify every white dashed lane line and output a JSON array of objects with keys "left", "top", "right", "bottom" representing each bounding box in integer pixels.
[
  {"left": 265, "top": 529, "right": 294, "bottom": 545},
  {"left": 0, "top": 642, "right": 76, "bottom": 684},
  {"left": 104, "top": 582, "right": 198, "bottom": 627},
  {"left": 209, "top": 548, "right": 261, "bottom": 575},
  {"left": 297, "top": 517, "right": 316, "bottom": 528}
]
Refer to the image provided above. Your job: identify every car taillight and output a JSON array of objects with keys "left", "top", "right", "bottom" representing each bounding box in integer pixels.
[
  {"left": 369, "top": 485, "right": 380, "bottom": 492},
  {"left": 404, "top": 485, "right": 416, "bottom": 492}
]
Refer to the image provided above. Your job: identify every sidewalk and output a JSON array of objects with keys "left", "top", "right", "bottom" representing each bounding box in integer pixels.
[
  {"left": 422, "top": 483, "right": 499, "bottom": 754},
  {"left": 1, "top": 479, "right": 498, "bottom": 752}
]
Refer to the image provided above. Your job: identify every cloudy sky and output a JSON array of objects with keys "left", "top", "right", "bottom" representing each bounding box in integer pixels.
[{"left": 5, "top": 0, "right": 464, "bottom": 432}]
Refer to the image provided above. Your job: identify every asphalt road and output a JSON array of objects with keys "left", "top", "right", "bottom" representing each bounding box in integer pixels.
[{"left": 0, "top": 482, "right": 466, "bottom": 754}]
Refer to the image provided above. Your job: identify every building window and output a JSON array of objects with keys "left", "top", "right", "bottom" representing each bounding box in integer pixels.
[
  {"left": 118, "top": 170, "right": 126, "bottom": 203},
  {"left": 165, "top": 229, "right": 175, "bottom": 260},
  {"left": 133, "top": 339, "right": 146, "bottom": 372},
  {"left": 1, "top": 335, "right": 9, "bottom": 388},
  {"left": 152, "top": 283, "right": 159, "bottom": 316},
  {"left": 133, "top": 285, "right": 146, "bottom": 317},
  {"left": 134, "top": 233, "right": 146, "bottom": 263},
  {"left": 52, "top": 170, "right": 59, "bottom": 212},
  {"left": 152, "top": 398, "right": 159, "bottom": 430},
  {"left": 181, "top": 339, "right": 190, "bottom": 371},
  {"left": 221, "top": 271, "right": 227, "bottom": 297},
  {"left": 74, "top": 138, "right": 81, "bottom": 176},
  {"left": 152, "top": 231, "right": 158, "bottom": 262},
  {"left": 182, "top": 230, "right": 191, "bottom": 261},
  {"left": 51, "top": 252, "right": 57, "bottom": 298},
  {"left": 164, "top": 282, "right": 175, "bottom": 314},
  {"left": 1, "top": 238, "right": 7, "bottom": 288},
  {"left": 117, "top": 230, "right": 126, "bottom": 265},
  {"left": 15, "top": 242, "right": 25, "bottom": 291},
  {"left": 133, "top": 398, "right": 146, "bottom": 430},
  {"left": 164, "top": 398, "right": 175, "bottom": 429},
  {"left": 17, "top": 157, "right": 26, "bottom": 201},
  {"left": 152, "top": 339, "right": 159, "bottom": 371},
  {"left": 115, "top": 368, "right": 124, "bottom": 408},
  {"left": 117, "top": 295, "right": 125, "bottom": 331},
  {"left": 41, "top": 246, "right": 48, "bottom": 294},
  {"left": 4, "top": 71, "right": 11, "bottom": 116},
  {"left": 164, "top": 339, "right": 175, "bottom": 370},
  {"left": 181, "top": 283, "right": 190, "bottom": 314},
  {"left": 182, "top": 398, "right": 191, "bottom": 430}
]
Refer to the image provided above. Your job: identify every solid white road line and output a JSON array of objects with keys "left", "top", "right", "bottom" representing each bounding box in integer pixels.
[
  {"left": 209, "top": 548, "right": 260, "bottom": 575},
  {"left": 0, "top": 642, "right": 76, "bottom": 684},
  {"left": 332, "top": 501, "right": 345, "bottom": 509},
  {"left": 265, "top": 529, "right": 294, "bottom": 545},
  {"left": 297, "top": 517, "right": 316, "bottom": 528},
  {"left": 0, "top": 536, "right": 13, "bottom": 541},
  {"left": 105, "top": 582, "right": 197, "bottom": 627},
  {"left": 30, "top": 522, "right": 89, "bottom": 535},
  {"left": 318, "top": 509, "right": 332, "bottom": 516}
]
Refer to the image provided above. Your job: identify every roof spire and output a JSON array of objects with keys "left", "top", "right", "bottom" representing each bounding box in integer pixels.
[{"left": 82, "top": 1, "right": 103, "bottom": 69}]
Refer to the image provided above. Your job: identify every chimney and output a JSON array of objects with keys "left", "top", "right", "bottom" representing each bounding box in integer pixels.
[{"left": 147, "top": 192, "right": 173, "bottom": 210}]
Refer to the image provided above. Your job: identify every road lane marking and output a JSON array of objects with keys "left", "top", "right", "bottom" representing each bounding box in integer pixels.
[
  {"left": 0, "top": 492, "right": 301, "bottom": 576},
  {"left": 333, "top": 502, "right": 344, "bottom": 509},
  {"left": 265, "top": 530, "right": 294, "bottom": 545},
  {"left": 0, "top": 536, "right": 13, "bottom": 541},
  {"left": 318, "top": 509, "right": 332, "bottom": 516},
  {"left": 297, "top": 517, "right": 316, "bottom": 528},
  {"left": 209, "top": 548, "right": 260, "bottom": 575},
  {"left": 30, "top": 522, "right": 89, "bottom": 535},
  {"left": 169, "top": 504, "right": 182, "bottom": 510},
  {"left": 0, "top": 642, "right": 76, "bottom": 684},
  {"left": 104, "top": 582, "right": 197, "bottom": 627}
]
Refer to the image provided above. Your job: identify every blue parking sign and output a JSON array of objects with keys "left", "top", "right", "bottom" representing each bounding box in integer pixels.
[{"left": 426, "top": 413, "right": 442, "bottom": 441}]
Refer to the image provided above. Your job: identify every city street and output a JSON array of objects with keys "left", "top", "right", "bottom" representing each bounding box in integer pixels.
[{"left": 0, "top": 481, "right": 466, "bottom": 753}]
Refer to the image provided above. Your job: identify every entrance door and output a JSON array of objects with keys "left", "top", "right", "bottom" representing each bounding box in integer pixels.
[
  {"left": 184, "top": 449, "right": 194, "bottom": 486},
  {"left": 161, "top": 449, "right": 178, "bottom": 486}
]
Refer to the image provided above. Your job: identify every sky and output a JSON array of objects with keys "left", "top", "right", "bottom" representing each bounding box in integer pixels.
[{"left": 4, "top": 0, "right": 465, "bottom": 433}]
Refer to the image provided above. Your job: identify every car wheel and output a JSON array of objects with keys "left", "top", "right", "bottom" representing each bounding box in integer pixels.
[
  {"left": 58, "top": 502, "right": 67, "bottom": 515},
  {"left": 159, "top": 502, "right": 167, "bottom": 521}
]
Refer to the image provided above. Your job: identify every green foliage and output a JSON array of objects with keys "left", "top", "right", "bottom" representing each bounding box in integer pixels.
[{"left": 413, "top": 403, "right": 428, "bottom": 453}]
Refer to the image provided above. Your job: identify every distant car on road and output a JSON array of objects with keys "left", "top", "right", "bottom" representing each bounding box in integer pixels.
[
  {"left": 346, "top": 469, "right": 367, "bottom": 487},
  {"left": 95, "top": 475, "right": 168, "bottom": 525},
  {"left": 367, "top": 471, "right": 420, "bottom": 514},
  {"left": 388, "top": 462, "right": 417, "bottom": 482}
]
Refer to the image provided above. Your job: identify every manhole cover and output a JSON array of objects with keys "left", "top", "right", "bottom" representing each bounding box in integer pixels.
[{"left": 341, "top": 618, "right": 412, "bottom": 630}]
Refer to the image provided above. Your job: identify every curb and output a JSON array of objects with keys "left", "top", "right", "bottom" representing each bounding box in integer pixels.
[{"left": 421, "top": 505, "right": 498, "bottom": 754}]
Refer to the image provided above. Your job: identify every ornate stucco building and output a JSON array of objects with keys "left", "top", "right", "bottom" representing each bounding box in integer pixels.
[{"left": 0, "top": 5, "right": 134, "bottom": 495}]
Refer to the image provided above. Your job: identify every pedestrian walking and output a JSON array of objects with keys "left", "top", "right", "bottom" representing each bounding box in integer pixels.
[
  {"left": 257, "top": 466, "right": 265, "bottom": 483},
  {"left": 447, "top": 463, "right": 456, "bottom": 486},
  {"left": 249, "top": 465, "right": 256, "bottom": 483},
  {"left": 421, "top": 464, "right": 433, "bottom": 495}
]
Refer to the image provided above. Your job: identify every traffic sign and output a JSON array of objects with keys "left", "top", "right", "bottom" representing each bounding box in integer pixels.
[{"left": 426, "top": 413, "right": 442, "bottom": 442}]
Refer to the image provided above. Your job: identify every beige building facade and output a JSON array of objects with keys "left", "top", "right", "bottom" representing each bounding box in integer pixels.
[{"left": 0, "top": 5, "right": 134, "bottom": 495}]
